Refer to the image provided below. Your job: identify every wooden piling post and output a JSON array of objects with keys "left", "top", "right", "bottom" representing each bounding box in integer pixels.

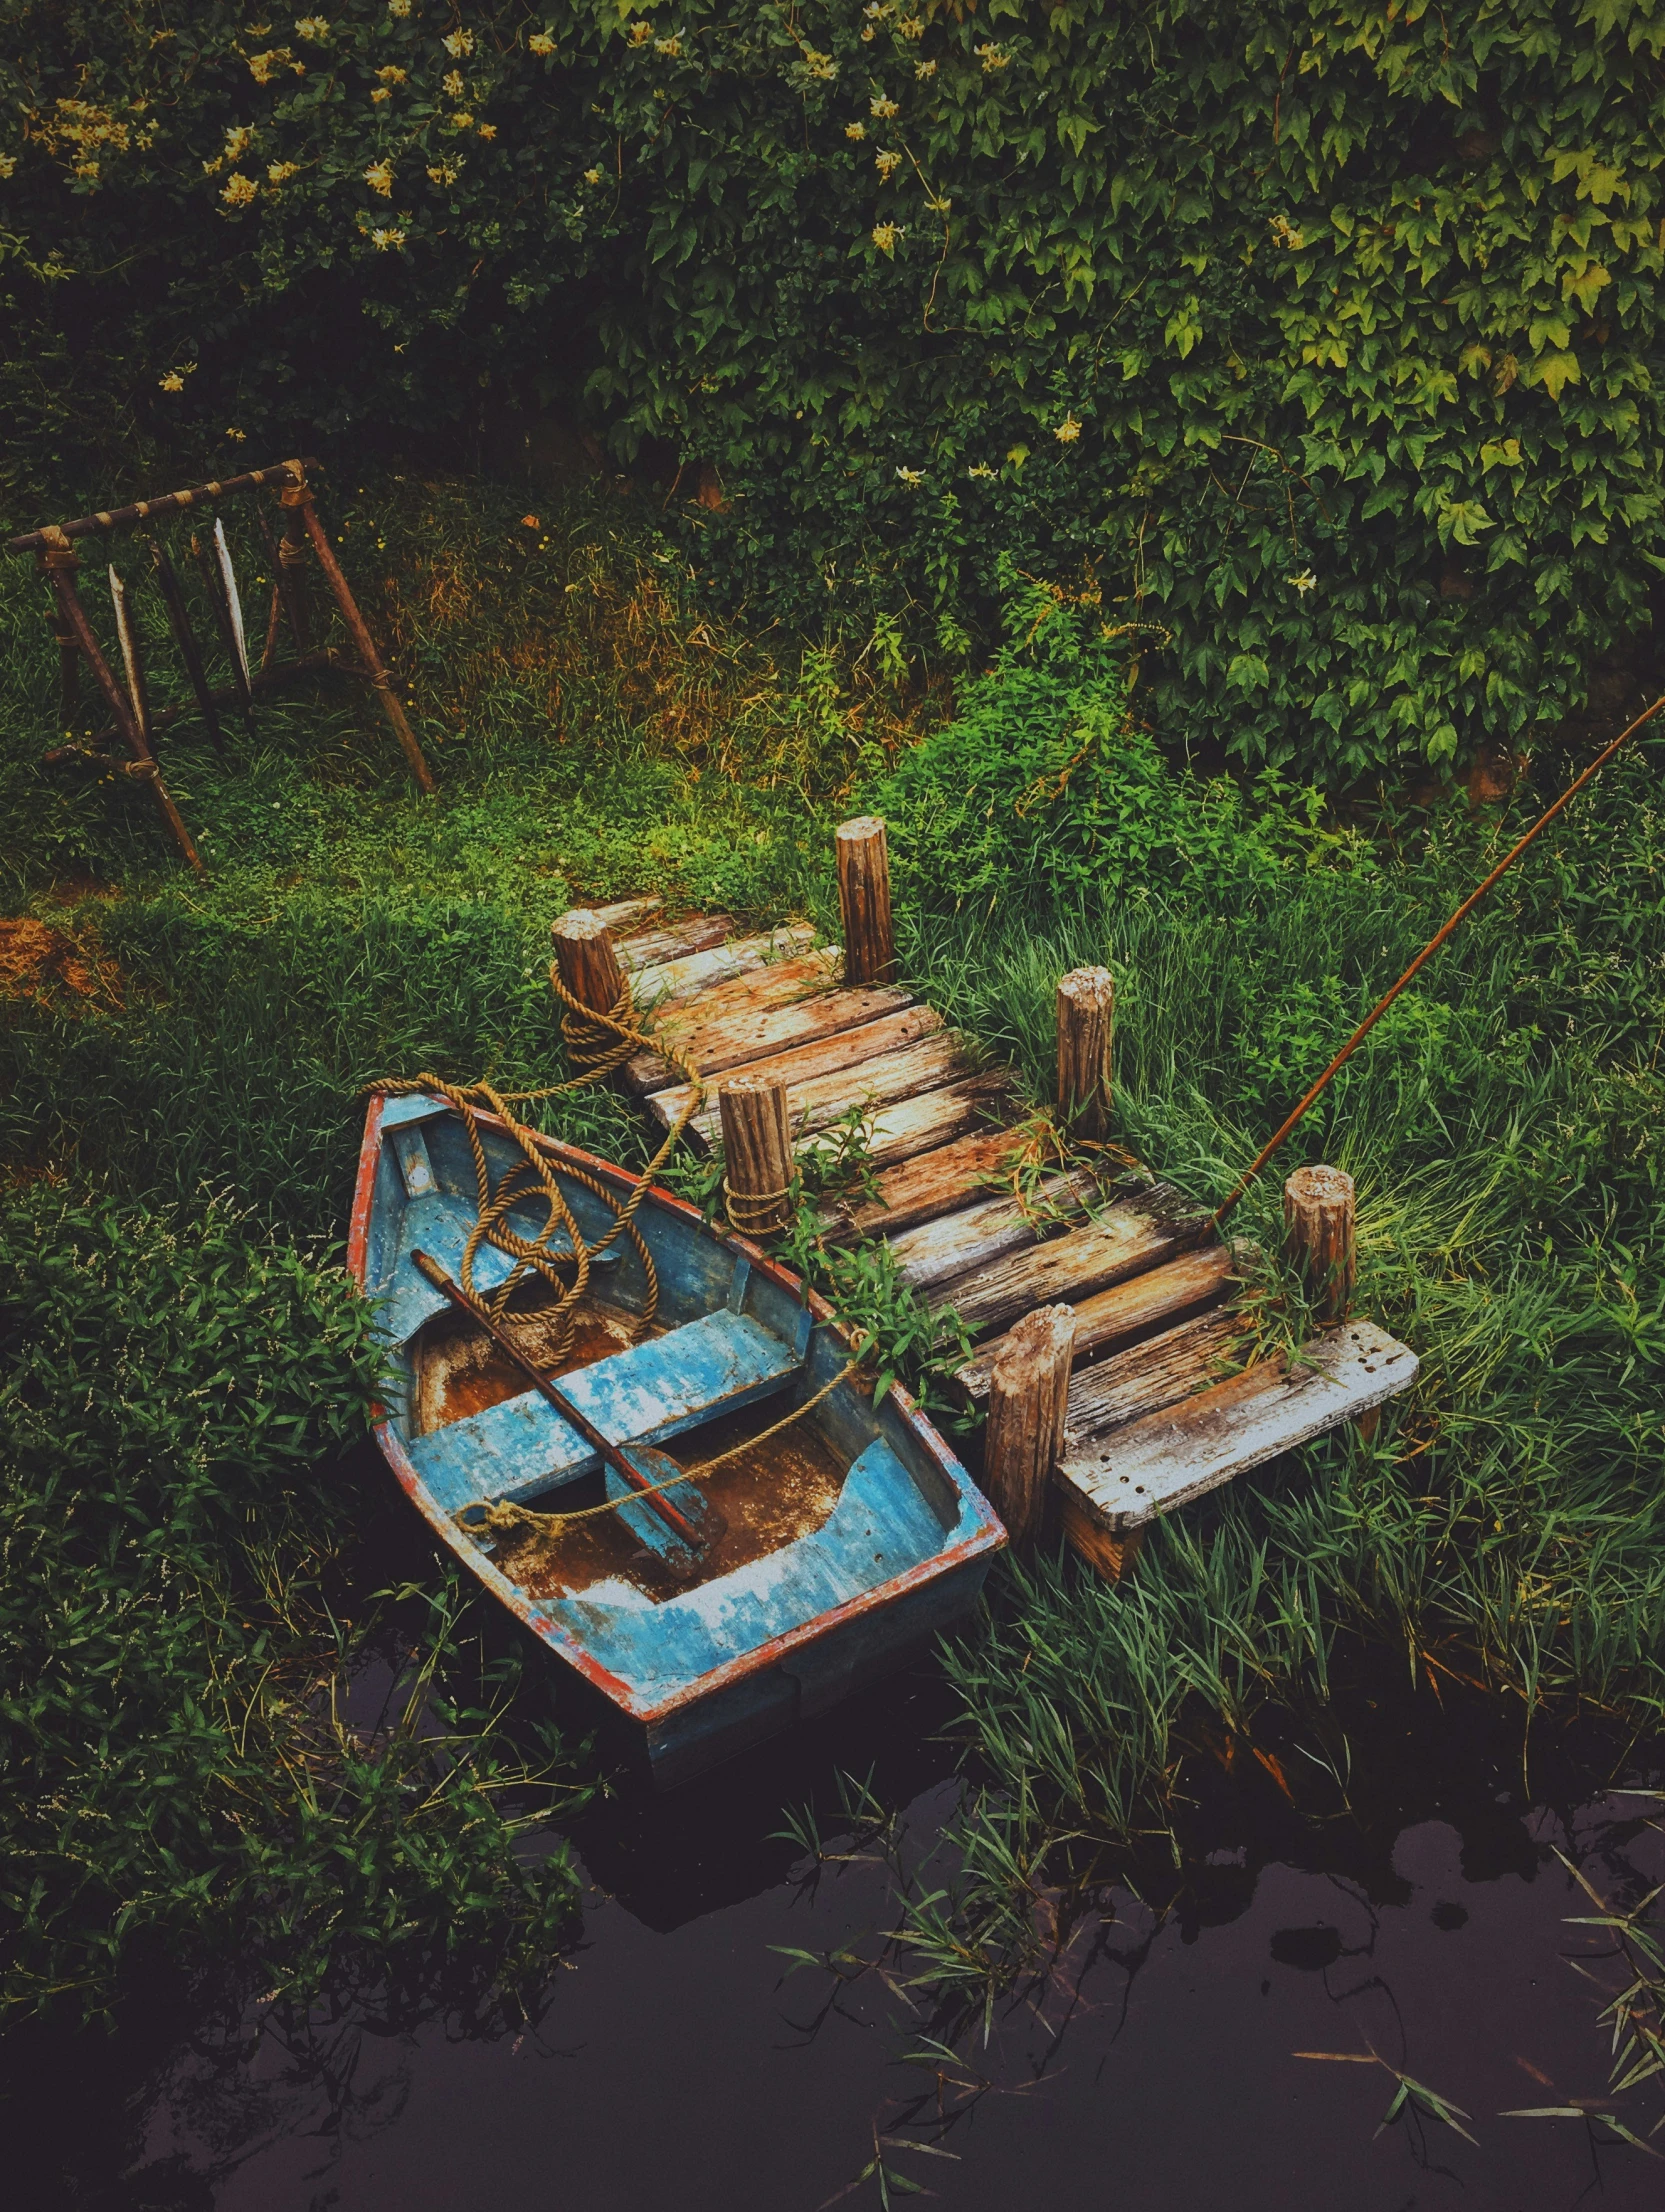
[
  {"left": 719, "top": 1073, "right": 795, "bottom": 1239},
  {"left": 1056, "top": 965, "right": 1115, "bottom": 1139},
  {"left": 1283, "top": 1164, "right": 1355, "bottom": 1326},
  {"left": 551, "top": 909, "right": 626, "bottom": 1017},
  {"left": 983, "top": 1303, "right": 1077, "bottom": 1549},
  {"left": 835, "top": 816, "right": 897, "bottom": 986}
]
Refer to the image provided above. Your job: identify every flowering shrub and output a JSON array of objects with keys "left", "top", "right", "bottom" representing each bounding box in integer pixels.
[{"left": 5, "top": 2, "right": 1665, "bottom": 777}]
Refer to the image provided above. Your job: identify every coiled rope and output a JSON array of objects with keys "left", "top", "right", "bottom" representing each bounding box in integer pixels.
[{"left": 381, "top": 950, "right": 865, "bottom": 1561}]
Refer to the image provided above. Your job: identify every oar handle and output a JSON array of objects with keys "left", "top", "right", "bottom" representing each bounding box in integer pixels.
[{"left": 408, "top": 1249, "right": 702, "bottom": 1544}]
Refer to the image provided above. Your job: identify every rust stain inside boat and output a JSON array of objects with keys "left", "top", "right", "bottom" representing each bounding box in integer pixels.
[
  {"left": 414, "top": 1295, "right": 650, "bottom": 1435},
  {"left": 496, "top": 1387, "right": 849, "bottom": 1606},
  {"left": 411, "top": 1292, "right": 850, "bottom": 1603}
]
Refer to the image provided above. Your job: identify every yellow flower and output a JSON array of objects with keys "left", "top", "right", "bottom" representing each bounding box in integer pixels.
[
  {"left": 370, "top": 225, "right": 407, "bottom": 249},
  {"left": 583, "top": 164, "right": 603, "bottom": 184},
  {"left": 222, "top": 172, "right": 258, "bottom": 206},
  {"left": 895, "top": 466, "right": 923, "bottom": 486},
  {"left": 870, "top": 95, "right": 898, "bottom": 118},
  {"left": 246, "top": 48, "right": 293, "bottom": 84},
  {"left": 442, "top": 27, "right": 475, "bottom": 57},
  {"left": 364, "top": 159, "right": 395, "bottom": 196},
  {"left": 0, "top": 154, "right": 16, "bottom": 179},
  {"left": 225, "top": 123, "right": 255, "bottom": 158},
  {"left": 528, "top": 31, "right": 555, "bottom": 55},
  {"left": 897, "top": 15, "right": 924, "bottom": 37},
  {"left": 477, "top": 121, "right": 496, "bottom": 138},
  {"left": 845, "top": 122, "right": 867, "bottom": 140},
  {"left": 294, "top": 15, "right": 329, "bottom": 39},
  {"left": 966, "top": 463, "right": 996, "bottom": 479},
  {"left": 871, "top": 221, "right": 901, "bottom": 254},
  {"left": 267, "top": 159, "right": 299, "bottom": 183},
  {"left": 1054, "top": 414, "right": 1081, "bottom": 443},
  {"left": 875, "top": 147, "right": 901, "bottom": 179},
  {"left": 225, "top": 427, "right": 248, "bottom": 440},
  {"left": 427, "top": 158, "right": 461, "bottom": 183},
  {"left": 654, "top": 34, "right": 682, "bottom": 56},
  {"left": 376, "top": 64, "right": 407, "bottom": 82},
  {"left": 443, "top": 68, "right": 465, "bottom": 95},
  {"left": 915, "top": 59, "right": 936, "bottom": 79},
  {"left": 447, "top": 109, "right": 473, "bottom": 129},
  {"left": 1287, "top": 568, "right": 1318, "bottom": 594},
  {"left": 371, "top": 85, "right": 391, "bottom": 101},
  {"left": 1269, "top": 213, "right": 1305, "bottom": 250},
  {"left": 389, "top": 0, "right": 411, "bottom": 13},
  {"left": 628, "top": 19, "right": 652, "bottom": 44},
  {"left": 801, "top": 47, "right": 835, "bottom": 78},
  {"left": 158, "top": 370, "right": 186, "bottom": 392},
  {"left": 975, "top": 41, "right": 1009, "bottom": 72}
]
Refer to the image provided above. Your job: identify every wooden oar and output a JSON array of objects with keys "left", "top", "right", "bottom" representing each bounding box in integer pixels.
[
  {"left": 149, "top": 535, "right": 227, "bottom": 753},
  {"left": 409, "top": 1249, "right": 723, "bottom": 1554}
]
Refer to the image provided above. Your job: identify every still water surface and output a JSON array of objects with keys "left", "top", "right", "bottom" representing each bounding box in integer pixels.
[{"left": 6, "top": 1657, "right": 1661, "bottom": 2211}]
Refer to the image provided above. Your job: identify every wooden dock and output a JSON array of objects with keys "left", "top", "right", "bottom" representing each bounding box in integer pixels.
[{"left": 558, "top": 825, "right": 1417, "bottom": 1580}]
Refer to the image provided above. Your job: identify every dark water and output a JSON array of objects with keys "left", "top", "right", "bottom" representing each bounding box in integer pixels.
[{"left": 5, "top": 1655, "right": 1662, "bottom": 2212}]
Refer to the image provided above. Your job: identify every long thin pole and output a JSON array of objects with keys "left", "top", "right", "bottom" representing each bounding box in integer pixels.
[
  {"left": 8, "top": 460, "right": 316, "bottom": 553},
  {"left": 1212, "top": 694, "right": 1665, "bottom": 1225}
]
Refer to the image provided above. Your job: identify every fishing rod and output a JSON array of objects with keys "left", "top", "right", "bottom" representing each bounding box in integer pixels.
[{"left": 1212, "top": 690, "right": 1665, "bottom": 1226}]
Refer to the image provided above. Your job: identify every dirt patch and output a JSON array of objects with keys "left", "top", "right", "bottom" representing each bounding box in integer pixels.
[{"left": 0, "top": 917, "right": 122, "bottom": 1009}]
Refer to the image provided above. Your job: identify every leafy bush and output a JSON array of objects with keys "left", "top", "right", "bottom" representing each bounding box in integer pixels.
[
  {"left": 870, "top": 571, "right": 1316, "bottom": 919},
  {"left": 7, "top": 2, "right": 1665, "bottom": 776},
  {"left": 0, "top": 1187, "right": 585, "bottom": 2024}
]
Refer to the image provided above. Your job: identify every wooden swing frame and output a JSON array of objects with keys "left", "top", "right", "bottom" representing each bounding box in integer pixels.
[{"left": 8, "top": 457, "right": 433, "bottom": 874}]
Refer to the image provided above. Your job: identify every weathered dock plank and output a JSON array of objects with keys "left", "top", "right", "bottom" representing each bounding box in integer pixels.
[
  {"left": 816, "top": 1126, "right": 1026, "bottom": 1245},
  {"left": 954, "top": 1243, "right": 1238, "bottom": 1403},
  {"left": 884, "top": 1171, "right": 1105, "bottom": 1293},
  {"left": 1055, "top": 1318, "right": 1419, "bottom": 1544},
  {"left": 933, "top": 1184, "right": 1213, "bottom": 1340},
  {"left": 628, "top": 980, "right": 917, "bottom": 1095},
  {"left": 632, "top": 923, "right": 820, "bottom": 1009},
  {"left": 688, "top": 1034, "right": 981, "bottom": 1146},
  {"left": 647, "top": 1004, "right": 945, "bottom": 1130},
  {"left": 616, "top": 911, "right": 738, "bottom": 971},
  {"left": 795, "top": 1074, "right": 1012, "bottom": 1173},
  {"left": 1062, "top": 1306, "right": 1250, "bottom": 1443}
]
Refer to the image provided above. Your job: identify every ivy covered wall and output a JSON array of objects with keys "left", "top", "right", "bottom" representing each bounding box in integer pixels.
[{"left": 5, "top": 0, "right": 1665, "bottom": 776}]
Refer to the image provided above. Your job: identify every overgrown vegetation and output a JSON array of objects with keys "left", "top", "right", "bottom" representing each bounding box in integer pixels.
[
  {"left": 8, "top": 2, "right": 1665, "bottom": 775},
  {"left": 2, "top": 462, "right": 1661, "bottom": 2075},
  {"left": 0, "top": 471, "right": 909, "bottom": 2025}
]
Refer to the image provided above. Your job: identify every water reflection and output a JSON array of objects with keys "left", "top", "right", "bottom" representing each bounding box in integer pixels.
[{"left": 4, "top": 1655, "right": 1661, "bottom": 2212}]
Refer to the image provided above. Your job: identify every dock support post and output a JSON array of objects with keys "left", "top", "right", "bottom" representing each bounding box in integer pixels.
[
  {"left": 984, "top": 1303, "right": 1076, "bottom": 1549},
  {"left": 552, "top": 909, "right": 627, "bottom": 1018},
  {"left": 1282, "top": 1164, "right": 1355, "bottom": 1326},
  {"left": 719, "top": 1072, "right": 795, "bottom": 1238},
  {"left": 1056, "top": 966, "right": 1114, "bottom": 1139},
  {"left": 835, "top": 816, "right": 897, "bottom": 986}
]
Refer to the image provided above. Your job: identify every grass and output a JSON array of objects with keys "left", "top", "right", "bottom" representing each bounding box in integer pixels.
[
  {"left": 3, "top": 463, "right": 1663, "bottom": 2071},
  {"left": 0, "top": 467, "right": 925, "bottom": 2025}
]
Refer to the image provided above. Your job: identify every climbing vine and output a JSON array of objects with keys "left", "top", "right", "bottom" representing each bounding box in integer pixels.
[{"left": 4, "top": 0, "right": 1665, "bottom": 775}]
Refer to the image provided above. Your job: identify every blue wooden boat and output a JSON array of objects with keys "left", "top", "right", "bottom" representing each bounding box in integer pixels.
[{"left": 349, "top": 1091, "right": 1006, "bottom": 1786}]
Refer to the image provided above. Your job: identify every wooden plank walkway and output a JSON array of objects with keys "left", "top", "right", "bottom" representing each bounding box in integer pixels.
[{"left": 570, "top": 866, "right": 1417, "bottom": 1581}]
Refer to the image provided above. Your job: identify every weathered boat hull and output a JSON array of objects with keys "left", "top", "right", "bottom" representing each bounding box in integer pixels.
[{"left": 349, "top": 1093, "right": 1005, "bottom": 1786}]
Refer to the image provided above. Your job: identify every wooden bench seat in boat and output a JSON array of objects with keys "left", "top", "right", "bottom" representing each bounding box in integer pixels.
[{"left": 406, "top": 1304, "right": 807, "bottom": 1516}]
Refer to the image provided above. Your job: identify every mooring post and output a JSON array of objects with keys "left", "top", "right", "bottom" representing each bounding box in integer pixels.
[
  {"left": 1283, "top": 1163, "right": 1356, "bottom": 1326},
  {"left": 1056, "top": 965, "right": 1115, "bottom": 1139},
  {"left": 835, "top": 815, "right": 897, "bottom": 986},
  {"left": 719, "top": 1072, "right": 795, "bottom": 1239},
  {"left": 983, "top": 1303, "right": 1077, "bottom": 1549},
  {"left": 551, "top": 908, "right": 626, "bottom": 1018}
]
